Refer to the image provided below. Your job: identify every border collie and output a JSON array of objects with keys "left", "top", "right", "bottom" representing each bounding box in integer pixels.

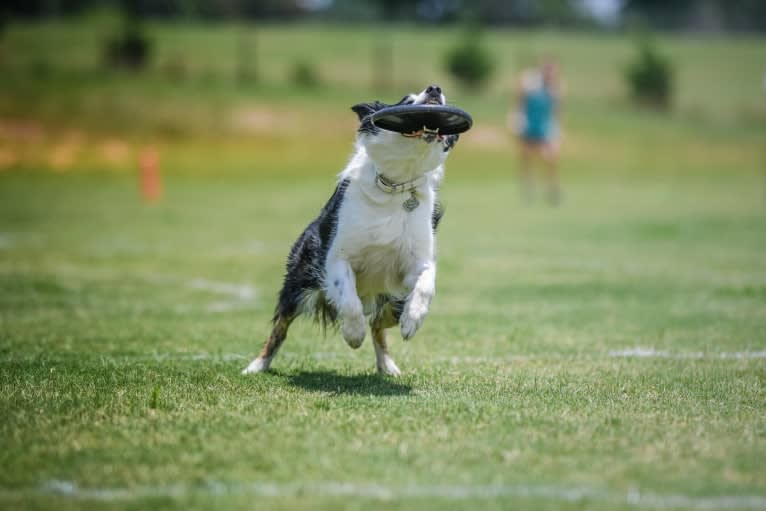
[{"left": 242, "top": 85, "right": 459, "bottom": 376}]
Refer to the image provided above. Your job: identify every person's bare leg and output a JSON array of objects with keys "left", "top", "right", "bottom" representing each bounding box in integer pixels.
[
  {"left": 542, "top": 142, "right": 561, "bottom": 205},
  {"left": 518, "top": 140, "right": 535, "bottom": 201}
]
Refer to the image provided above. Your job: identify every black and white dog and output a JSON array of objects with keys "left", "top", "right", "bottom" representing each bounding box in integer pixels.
[{"left": 243, "top": 85, "right": 459, "bottom": 376}]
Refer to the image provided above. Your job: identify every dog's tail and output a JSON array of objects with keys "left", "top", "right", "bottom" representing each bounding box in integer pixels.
[{"left": 272, "top": 286, "right": 338, "bottom": 333}]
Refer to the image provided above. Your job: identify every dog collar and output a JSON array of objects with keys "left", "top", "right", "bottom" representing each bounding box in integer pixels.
[
  {"left": 374, "top": 172, "right": 427, "bottom": 194},
  {"left": 374, "top": 172, "right": 428, "bottom": 212}
]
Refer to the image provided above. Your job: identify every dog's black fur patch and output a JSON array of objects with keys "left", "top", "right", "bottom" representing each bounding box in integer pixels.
[
  {"left": 443, "top": 134, "right": 459, "bottom": 152},
  {"left": 351, "top": 94, "right": 417, "bottom": 135},
  {"left": 273, "top": 178, "right": 349, "bottom": 328},
  {"left": 351, "top": 101, "right": 388, "bottom": 135}
]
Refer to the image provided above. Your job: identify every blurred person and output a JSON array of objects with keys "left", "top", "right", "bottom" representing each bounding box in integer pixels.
[{"left": 509, "top": 59, "right": 562, "bottom": 204}]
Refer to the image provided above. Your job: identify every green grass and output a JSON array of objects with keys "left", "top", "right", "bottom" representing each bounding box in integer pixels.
[
  {"left": 1, "top": 168, "right": 765, "bottom": 510},
  {"left": 1, "top": 20, "right": 766, "bottom": 510}
]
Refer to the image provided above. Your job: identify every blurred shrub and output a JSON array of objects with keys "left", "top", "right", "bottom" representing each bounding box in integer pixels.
[
  {"left": 29, "top": 57, "right": 51, "bottom": 79},
  {"left": 290, "top": 60, "right": 320, "bottom": 89},
  {"left": 444, "top": 23, "right": 494, "bottom": 90},
  {"left": 104, "top": 21, "right": 152, "bottom": 71},
  {"left": 625, "top": 39, "right": 674, "bottom": 109}
]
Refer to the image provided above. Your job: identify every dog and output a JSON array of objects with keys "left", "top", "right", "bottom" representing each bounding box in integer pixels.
[{"left": 242, "top": 85, "right": 459, "bottom": 376}]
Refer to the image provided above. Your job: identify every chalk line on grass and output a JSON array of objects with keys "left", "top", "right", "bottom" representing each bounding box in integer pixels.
[
  {"left": 188, "top": 278, "right": 256, "bottom": 313},
  {"left": 189, "top": 279, "right": 255, "bottom": 301},
  {"left": 0, "top": 480, "right": 763, "bottom": 509},
  {"left": 608, "top": 348, "right": 766, "bottom": 360},
  {"left": 3, "top": 349, "right": 765, "bottom": 365},
  {"left": 147, "top": 352, "right": 249, "bottom": 362},
  {"left": 435, "top": 349, "right": 766, "bottom": 365}
]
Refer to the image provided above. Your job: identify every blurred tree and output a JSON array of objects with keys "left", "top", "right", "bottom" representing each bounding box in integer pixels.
[
  {"left": 624, "top": 36, "right": 674, "bottom": 110},
  {"left": 623, "top": 0, "right": 766, "bottom": 32},
  {"left": 104, "top": 0, "right": 152, "bottom": 71},
  {"left": 472, "top": 0, "right": 585, "bottom": 26},
  {"left": 707, "top": 0, "right": 766, "bottom": 32},
  {"left": 444, "top": 20, "right": 495, "bottom": 90},
  {"left": 290, "top": 59, "right": 320, "bottom": 88},
  {"left": 0, "top": 0, "right": 764, "bottom": 31},
  {"left": 371, "top": 0, "right": 411, "bottom": 20},
  {"left": 622, "top": 0, "right": 696, "bottom": 30}
]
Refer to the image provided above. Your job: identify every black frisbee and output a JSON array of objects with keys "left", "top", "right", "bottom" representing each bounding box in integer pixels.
[{"left": 370, "top": 104, "right": 473, "bottom": 135}]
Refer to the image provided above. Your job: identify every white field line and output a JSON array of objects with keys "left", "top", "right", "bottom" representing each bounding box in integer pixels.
[
  {"left": 435, "top": 349, "right": 766, "bottom": 365},
  {"left": 188, "top": 279, "right": 255, "bottom": 301},
  {"left": 0, "top": 480, "right": 763, "bottom": 510},
  {"left": 0, "top": 352, "right": 250, "bottom": 363},
  {"left": 2, "top": 349, "right": 766, "bottom": 364},
  {"left": 608, "top": 348, "right": 766, "bottom": 360},
  {"left": 188, "top": 278, "right": 256, "bottom": 312}
]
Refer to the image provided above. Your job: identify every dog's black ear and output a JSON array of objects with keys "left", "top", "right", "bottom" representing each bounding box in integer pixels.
[
  {"left": 443, "top": 134, "right": 459, "bottom": 152},
  {"left": 351, "top": 101, "right": 387, "bottom": 121}
]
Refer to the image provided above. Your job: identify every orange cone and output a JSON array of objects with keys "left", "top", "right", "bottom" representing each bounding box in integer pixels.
[{"left": 139, "top": 149, "right": 162, "bottom": 202}]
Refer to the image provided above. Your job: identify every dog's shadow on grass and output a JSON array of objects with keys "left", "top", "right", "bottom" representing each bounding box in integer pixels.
[{"left": 280, "top": 370, "right": 412, "bottom": 396}]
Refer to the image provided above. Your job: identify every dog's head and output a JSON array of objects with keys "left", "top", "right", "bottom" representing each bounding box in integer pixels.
[{"left": 351, "top": 85, "right": 459, "bottom": 177}]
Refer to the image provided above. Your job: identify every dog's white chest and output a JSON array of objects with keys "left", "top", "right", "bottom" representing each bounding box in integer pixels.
[{"left": 334, "top": 189, "right": 433, "bottom": 297}]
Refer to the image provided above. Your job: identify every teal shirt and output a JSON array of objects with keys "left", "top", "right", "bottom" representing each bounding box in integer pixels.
[{"left": 523, "top": 86, "right": 555, "bottom": 141}]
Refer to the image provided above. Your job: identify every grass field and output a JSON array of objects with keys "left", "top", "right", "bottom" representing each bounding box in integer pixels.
[{"left": 1, "top": 20, "right": 765, "bottom": 510}]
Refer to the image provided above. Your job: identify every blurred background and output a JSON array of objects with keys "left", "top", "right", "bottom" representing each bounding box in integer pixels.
[
  {"left": 0, "top": 0, "right": 764, "bottom": 351},
  {"left": 2, "top": 4, "right": 765, "bottom": 500},
  {"left": 0, "top": 0, "right": 763, "bottom": 179}
]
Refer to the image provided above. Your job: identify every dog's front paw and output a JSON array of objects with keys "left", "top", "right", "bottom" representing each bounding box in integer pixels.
[
  {"left": 342, "top": 314, "right": 367, "bottom": 349},
  {"left": 242, "top": 357, "right": 271, "bottom": 375},
  {"left": 400, "top": 298, "right": 429, "bottom": 340}
]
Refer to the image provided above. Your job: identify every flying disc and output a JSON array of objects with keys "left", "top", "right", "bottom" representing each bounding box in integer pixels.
[{"left": 370, "top": 104, "right": 473, "bottom": 135}]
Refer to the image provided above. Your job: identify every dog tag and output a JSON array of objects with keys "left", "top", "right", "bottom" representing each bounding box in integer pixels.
[{"left": 403, "top": 190, "right": 420, "bottom": 212}]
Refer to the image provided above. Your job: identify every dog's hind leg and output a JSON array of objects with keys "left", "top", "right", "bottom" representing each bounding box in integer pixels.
[
  {"left": 372, "top": 326, "right": 401, "bottom": 376},
  {"left": 242, "top": 314, "right": 295, "bottom": 374},
  {"left": 371, "top": 299, "right": 403, "bottom": 376}
]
